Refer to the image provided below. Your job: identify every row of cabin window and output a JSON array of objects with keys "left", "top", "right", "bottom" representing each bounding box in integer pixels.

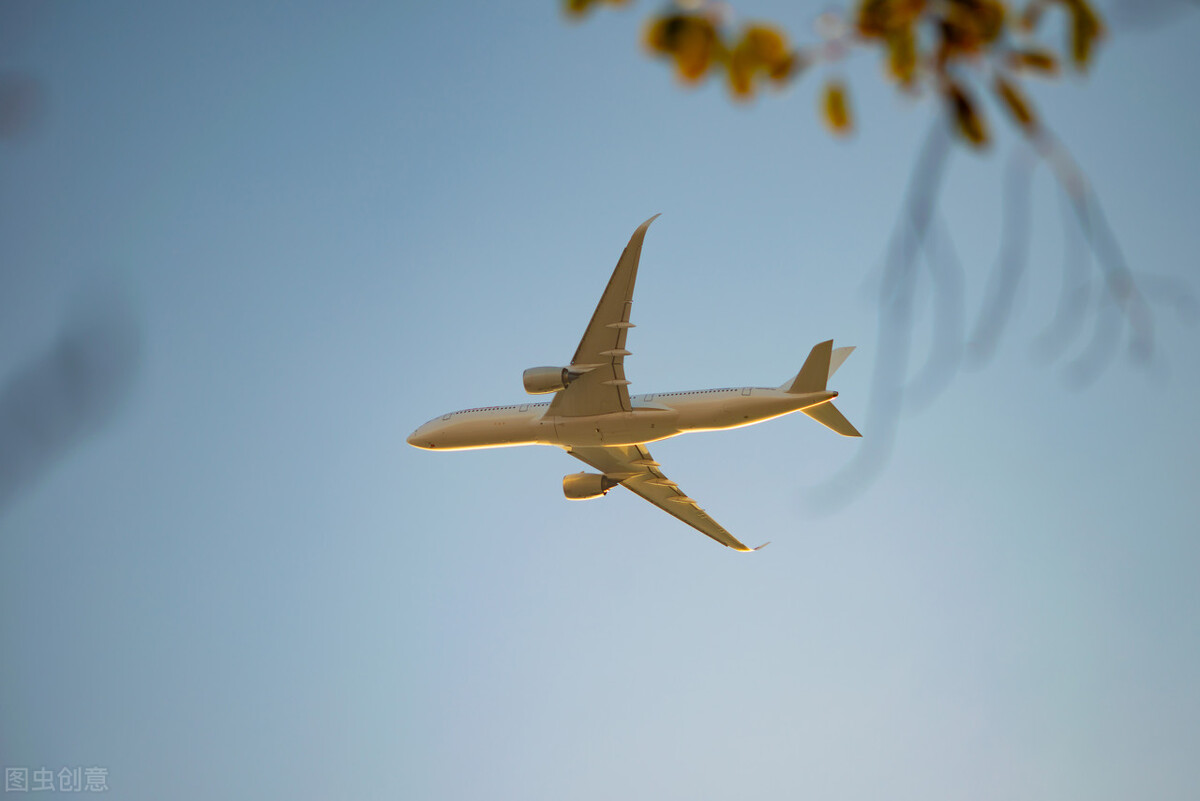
[
  {"left": 656, "top": 389, "right": 738, "bottom": 396},
  {"left": 455, "top": 402, "right": 550, "bottom": 415},
  {"left": 455, "top": 388, "right": 742, "bottom": 415}
]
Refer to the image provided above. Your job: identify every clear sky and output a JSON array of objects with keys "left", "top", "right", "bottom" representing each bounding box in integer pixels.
[{"left": 2, "top": 2, "right": 1199, "bottom": 799}]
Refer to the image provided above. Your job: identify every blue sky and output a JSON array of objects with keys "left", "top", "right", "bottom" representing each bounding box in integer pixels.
[{"left": 2, "top": 2, "right": 1199, "bottom": 799}]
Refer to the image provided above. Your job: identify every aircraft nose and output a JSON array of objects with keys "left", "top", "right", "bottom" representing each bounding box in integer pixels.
[
  {"left": 407, "top": 421, "right": 440, "bottom": 449},
  {"left": 407, "top": 415, "right": 451, "bottom": 449}
]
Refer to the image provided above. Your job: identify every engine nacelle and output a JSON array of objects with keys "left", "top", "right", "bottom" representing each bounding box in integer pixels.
[
  {"left": 563, "top": 472, "right": 618, "bottom": 501},
  {"left": 523, "top": 365, "right": 572, "bottom": 395}
]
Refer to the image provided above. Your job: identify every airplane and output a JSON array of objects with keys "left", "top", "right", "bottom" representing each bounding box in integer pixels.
[{"left": 407, "top": 215, "right": 861, "bottom": 551}]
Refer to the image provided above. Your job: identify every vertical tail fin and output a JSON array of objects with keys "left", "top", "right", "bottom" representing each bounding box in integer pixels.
[
  {"left": 781, "top": 341, "right": 856, "bottom": 394},
  {"left": 783, "top": 340, "right": 833, "bottom": 394},
  {"left": 827, "top": 345, "right": 855, "bottom": 381}
]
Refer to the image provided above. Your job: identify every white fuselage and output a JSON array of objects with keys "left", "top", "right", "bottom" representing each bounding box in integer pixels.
[{"left": 407, "top": 387, "right": 837, "bottom": 451}]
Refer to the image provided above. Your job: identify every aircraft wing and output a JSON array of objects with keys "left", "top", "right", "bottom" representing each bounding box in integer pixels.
[
  {"left": 567, "top": 443, "right": 765, "bottom": 552},
  {"left": 548, "top": 215, "right": 659, "bottom": 418}
]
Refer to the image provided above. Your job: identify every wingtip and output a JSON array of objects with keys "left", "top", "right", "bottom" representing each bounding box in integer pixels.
[{"left": 737, "top": 541, "right": 771, "bottom": 552}]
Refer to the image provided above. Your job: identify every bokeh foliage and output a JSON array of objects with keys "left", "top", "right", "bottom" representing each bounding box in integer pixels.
[
  {"left": 566, "top": 0, "right": 1106, "bottom": 147},
  {"left": 562, "top": 0, "right": 1194, "bottom": 503}
]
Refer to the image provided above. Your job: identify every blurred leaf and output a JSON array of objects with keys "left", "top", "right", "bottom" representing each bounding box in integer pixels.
[
  {"left": 994, "top": 74, "right": 1038, "bottom": 131},
  {"left": 1008, "top": 47, "right": 1059, "bottom": 75},
  {"left": 1067, "top": 0, "right": 1105, "bottom": 69},
  {"left": 942, "top": 0, "right": 1007, "bottom": 51},
  {"left": 564, "top": 0, "right": 591, "bottom": 17},
  {"left": 886, "top": 24, "right": 918, "bottom": 86},
  {"left": 580, "top": 0, "right": 1109, "bottom": 145},
  {"left": 727, "top": 57, "right": 754, "bottom": 98},
  {"left": 856, "top": 0, "right": 889, "bottom": 38},
  {"left": 1018, "top": 0, "right": 1050, "bottom": 32},
  {"left": 856, "top": 0, "right": 927, "bottom": 38},
  {"left": 563, "top": 0, "right": 630, "bottom": 18},
  {"left": 822, "top": 80, "right": 853, "bottom": 135},
  {"left": 768, "top": 50, "right": 805, "bottom": 83},
  {"left": 944, "top": 80, "right": 988, "bottom": 146},
  {"left": 644, "top": 13, "right": 722, "bottom": 83},
  {"left": 727, "top": 23, "right": 799, "bottom": 99},
  {"left": 739, "top": 24, "right": 788, "bottom": 64}
]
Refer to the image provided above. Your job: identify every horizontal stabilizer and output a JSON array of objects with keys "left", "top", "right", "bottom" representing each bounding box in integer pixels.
[{"left": 803, "top": 401, "right": 861, "bottom": 438}]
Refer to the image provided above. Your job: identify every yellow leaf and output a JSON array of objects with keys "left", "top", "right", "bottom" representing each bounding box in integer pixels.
[
  {"left": 856, "top": 0, "right": 892, "bottom": 38},
  {"left": 767, "top": 51, "right": 804, "bottom": 83},
  {"left": 943, "top": 81, "right": 988, "bottom": 146},
  {"left": 726, "top": 23, "right": 798, "bottom": 97},
  {"left": 644, "top": 16, "right": 672, "bottom": 54},
  {"left": 821, "top": 80, "right": 853, "bottom": 136},
  {"left": 564, "top": 0, "right": 628, "bottom": 16},
  {"left": 885, "top": 24, "right": 917, "bottom": 86},
  {"left": 993, "top": 75, "right": 1038, "bottom": 131},
  {"left": 856, "top": 0, "right": 926, "bottom": 39},
  {"left": 1008, "top": 48, "right": 1059, "bottom": 75},
  {"left": 1068, "top": 1, "right": 1105, "bottom": 70},
  {"left": 978, "top": 0, "right": 1007, "bottom": 41},
  {"left": 741, "top": 24, "right": 788, "bottom": 65},
  {"left": 727, "top": 59, "right": 755, "bottom": 99},
  {"left": 938, "top": 0, "right": 1005, "bottom": 61},
  {"left": 643, "top": 14, "right": 722, "bottom": 83},
  {"left": 1018, "top": 0, "right": 1049, "bottom": 33},
  {"left": 675, "top": 19, "right": 720, "bottom": 82}
]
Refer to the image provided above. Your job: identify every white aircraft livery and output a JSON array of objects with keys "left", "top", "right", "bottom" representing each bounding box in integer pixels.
[{"left": 408, "top": 216, "right": 861, "bottom": 551}]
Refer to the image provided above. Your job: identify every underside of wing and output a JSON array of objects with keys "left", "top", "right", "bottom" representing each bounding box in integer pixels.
[
  {"left": 567, "top": 444, "right": 764, "bottom": 552},
  {"left": 548, "top": 216, "right": 659, "bottom": 418}
]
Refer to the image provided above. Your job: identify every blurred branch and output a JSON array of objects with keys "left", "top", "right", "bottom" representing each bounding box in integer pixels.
[
  {"left": 566, "top": 0, "right": 1195, "bottom": 507},
  {"left": 811, "top": 117, "right": 953, "bottom": 511},
  {"left": 567, "top": 0, "right": 1107, "bottom": 147},
  {"left": 0, "top": 288, "right": 140, "bottom": 516},
  {"left": 0, "top": 72, "right": 44, "bottom": 140},
  {"left": 966, "top": 141, "right": 1037, "bottom": 368}
]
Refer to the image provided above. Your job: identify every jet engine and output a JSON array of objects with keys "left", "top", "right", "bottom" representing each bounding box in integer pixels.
[
  {"left": 563, "top": 472, "right": 618, "bottom": 500},
  {"left": 523, "top": 366, "right": 573, "bottom": 395}
]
